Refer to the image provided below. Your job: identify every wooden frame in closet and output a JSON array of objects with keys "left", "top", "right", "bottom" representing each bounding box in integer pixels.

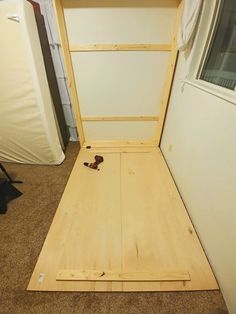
[{"left": 53, "top": 0, "right": 183, "bottom": 147}]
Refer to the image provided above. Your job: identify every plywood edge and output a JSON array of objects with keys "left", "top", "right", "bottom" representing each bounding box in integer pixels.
[{"left": 56, "top": 269, "right": 191, "bottom": 282}]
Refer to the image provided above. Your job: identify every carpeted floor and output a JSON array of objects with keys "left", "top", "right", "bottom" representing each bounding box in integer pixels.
[{"left": 0, "top": 142, "right": 229, "bottom": 314}]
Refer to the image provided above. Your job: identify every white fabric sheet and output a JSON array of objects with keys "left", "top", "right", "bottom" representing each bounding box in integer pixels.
[{"left": 178, "top": 0, "right": 202, "bottom": 51}]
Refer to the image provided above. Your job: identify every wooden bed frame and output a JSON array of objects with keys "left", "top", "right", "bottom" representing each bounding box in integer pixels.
[
  {"left": 53, "top": 0, "right": 183, "bottom": 147},
  {"left": 27, "top": 0, "right": 218, "bottom": 292}
]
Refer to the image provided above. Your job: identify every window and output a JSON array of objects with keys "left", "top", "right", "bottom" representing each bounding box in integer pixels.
[{"left": 200, "top": 0, "right": 236, "bottom": 91}]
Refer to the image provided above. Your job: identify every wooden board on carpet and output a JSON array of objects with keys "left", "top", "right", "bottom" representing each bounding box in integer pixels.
[
  {"left": 56, "top": 269, "right": 191, "bottom": 281},
  {"left": 27, "top": 148, "right": 218, "bottom": 291}
]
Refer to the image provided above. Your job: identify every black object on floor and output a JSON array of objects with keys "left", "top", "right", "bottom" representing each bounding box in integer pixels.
[
  {"left": 0, "top": 179, "right": 22, "bottom": 214},
  {"left": 0, "top": 163, "right": 23, "bottom": 184},
  {"left": 0, "top": 163, "right": 23, "bottom": 214}
]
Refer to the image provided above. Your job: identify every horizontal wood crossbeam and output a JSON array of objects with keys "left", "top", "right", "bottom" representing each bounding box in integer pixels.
[
  {"left": 81, "top": 116, "right": 159, "bottom": 122},
  {"left": 62, "top": 1, "right": 182, "bottom": 9},
  {"left": 82, "top": 141, "right": 156, "bottom": 148},
  {"left": 56, "top": 269, "right": 191, "bottom": 282},
  {"left": 69, "top": 44, "right": 172, "bottom": 52}
]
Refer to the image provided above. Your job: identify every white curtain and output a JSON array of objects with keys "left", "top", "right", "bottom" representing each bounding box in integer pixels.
[{"left": 178, "top": 0, "right": 203, "bottom": 51}]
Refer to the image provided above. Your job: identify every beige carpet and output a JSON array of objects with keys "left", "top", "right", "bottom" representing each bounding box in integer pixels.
[{"left": 0, "top": 142, "right": 228, "bottom": 314}]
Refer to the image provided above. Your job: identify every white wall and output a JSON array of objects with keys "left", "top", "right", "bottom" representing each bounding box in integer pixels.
[{"left": 161, "top": 2, "right": 236, "bottom": 313}]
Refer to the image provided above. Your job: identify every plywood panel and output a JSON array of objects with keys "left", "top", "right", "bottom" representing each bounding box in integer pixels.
[
  {"left": 28, "top": 149, "right": 122, "bottom": 291},
  {"left": 120, "top": 150, "right": 218, "bottom": 291},
  {"left": 57, "top": 152, "right": 122, "bottom": 291},
  {"left": 63, "top": 1, "right": 177, "bottom": 44},
  {"left": 28, "top": 148, "right": 218, "bottom": 291},
  {"left": 82, "top": 121, "right": 158, "bottom": 141},
  {"left": 54, "top": 0, "right": 181, "bottom": 145},
  {"left": 71, "top": 52, "right": 169, "bottom": 116}
]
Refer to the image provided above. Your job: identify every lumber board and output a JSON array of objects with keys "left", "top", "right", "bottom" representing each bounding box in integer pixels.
[
  {"left": 82, "top": 141, "right": 156, "bottom": 148},
  {"left": 62, "top": 0, "right": 181, "bottom": 9},
  {"left": 69, "top": 44, "right": 172, "bottom": 52},
  {"left": 52, "top": 0, "right": 85, "bottom": 144},
  {"left": 28, "top": 148, "right": 218, "bottom": 291},
  {"left": 56, "top": 269, "right": 191, "bottom": 281},
  {"left": 154, "top": 1, "right": 183, "bottom": 145},
  {"left": 81, "top": 116, "right": 159, "bottom": 122},
  {"left": 84, "top": 147, "right": 156, "bottom": 153}
]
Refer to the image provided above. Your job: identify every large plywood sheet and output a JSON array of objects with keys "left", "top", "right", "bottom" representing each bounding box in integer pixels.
[
  {"left": 63, "top": 0, "right": 178, "bottom": 45},
  {"left": 82, "top": 122, "right": 158, "bottom": 141},
  {"left": 28, "top": 148, "right": 218, "bottom": 291},
  {"left": 71, "top": 52, "right": 169, "bottom": 117},
  {"left": 71, "top": 51, "right": 169, "bottom": 141},
  {"left": 57, "top": 0, "right": 179, "bottom": 143}
]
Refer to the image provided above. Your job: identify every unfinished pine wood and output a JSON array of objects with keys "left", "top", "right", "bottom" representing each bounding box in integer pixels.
[
  {"left": 28, "top": 150, "right": 122, "bottom": 291},
  {"left": 63, "top": 1, "right": 179, "bottom": 44},
  {"left": 120, "top": 150, "right": 217, "bottom": 291},
  {"left": 82, "top": 140, "right": 156, "bottom": 148},
  {"left": 81, "top": 116, "right": 159, "bottom": 122},
  {"left": 69, "top": 44, "right": 172, "bottom": 52},
  {"left": 83, "top": 147, "right": 157, "bottom": 154},
  {"left": 56, "top": 269, "right": 190, "bottom": 281},
  {"left": 53, "top": 0, "right": 182, "bottom": 145},
  {"left": 62, "top": 0, "right": 181, "bottom": 9},
  {"left": 82, "top": 119, "right": 159, "bottom": 142},
  {"left": 53, "top": 0, "right": 85, "bottom": 144},
  {"left": 59, "top": 0, "right": 179, "bottom": 143},
  {"left": 28, "top": 148, "right": 218, "bottom": 291},
  {"left": 71, "top": 51, "right": 168, "bottom": 141},
  {"left": 154, "top": 1, "right": 183, "bottom": 145}
]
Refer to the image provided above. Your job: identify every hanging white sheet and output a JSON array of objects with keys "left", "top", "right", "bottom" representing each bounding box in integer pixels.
[
  {"left": 178, "top": 0, "right": 202, "bottom": 51},
  {"left": 0, "top": 0, "right": 65, "bottom": 164}
]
